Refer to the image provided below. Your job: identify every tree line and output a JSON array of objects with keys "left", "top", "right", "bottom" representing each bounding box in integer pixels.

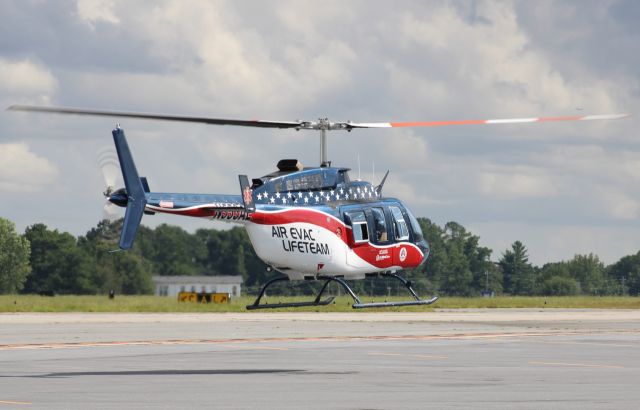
[{"left": 1, "top": 216, "right": 639, "bottom": 296}]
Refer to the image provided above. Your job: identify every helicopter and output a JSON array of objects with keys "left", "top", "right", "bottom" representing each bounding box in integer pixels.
[{"left": 7, "top": 105, "right": 630, "bottom": 309}]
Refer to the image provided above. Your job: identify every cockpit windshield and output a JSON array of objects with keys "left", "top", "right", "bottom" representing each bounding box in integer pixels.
[{"left": 405, "top": 206, "right": 424, "bottom": 241}]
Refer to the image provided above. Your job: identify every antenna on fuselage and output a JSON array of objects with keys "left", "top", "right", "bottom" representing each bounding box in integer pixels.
[{"left": 376, "top": 170, "right": 390, "bottom": 196}]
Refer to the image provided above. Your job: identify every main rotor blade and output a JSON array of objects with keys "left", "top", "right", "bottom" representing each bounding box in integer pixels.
[
  {"left": 346, "top": 113, "right": 631, "bottom": 128},
  {"left": 7, "top": 105, "right": 303, "bottom": 129},
  {"left": 8, "top": 105, "right": 630, "bottom": 131}
]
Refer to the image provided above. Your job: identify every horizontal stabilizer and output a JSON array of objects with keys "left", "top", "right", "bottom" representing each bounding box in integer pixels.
[{"left": 140, "top": 177, "right": 150, "bottom": 193}]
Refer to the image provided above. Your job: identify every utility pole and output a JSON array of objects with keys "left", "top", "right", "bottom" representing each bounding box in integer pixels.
[{"left": 485, "top": 270, "right": 489, "bottom": 293}]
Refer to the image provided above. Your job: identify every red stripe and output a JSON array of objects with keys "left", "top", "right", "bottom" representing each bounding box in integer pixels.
[
  {"left": 148, "top": 206, "right": 245, "bottom": 219},
  {"left": 250, "top": 209, "right": 424, "bottom": 269}
]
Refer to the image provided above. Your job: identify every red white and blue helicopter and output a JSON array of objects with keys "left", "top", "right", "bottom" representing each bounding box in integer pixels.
[{"left": 8, "top": 105, "right": 629, "bottom": 308}]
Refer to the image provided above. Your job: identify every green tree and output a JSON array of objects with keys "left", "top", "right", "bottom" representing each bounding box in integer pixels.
[
  {"left": 151, "top": 224, "right": 207, "bottom": 276},
  {"left": 607, "top": 251, "right": 640, "bottom": 296},
  {"left": 537, "top": 262, "right": 569, "bottom": 295},
  {"left": 439, "top": 222, "right": 474, "bottom": 295},
  {"left": 23, "top": 223, "right": 95, "bottom": 294},
  {"left": 566, "top": 254, "right": 606, "bottom": 295},
  {"left": 0, "top": 218, "right": 31, "bottom": 293},
  {"left": 412, "top": 219, "right": 499, "bottom": 296},
  {"left": 440, "top": 242, "right": 473, "bottom": 296},
  {"left": 78, "top": 219, "right": 153, "bottom": 294},
  {"left": 541, "top": 275, "right": 580, "bottom": 296},
  {"left": 196, "top": 227, "right": 263, "bottom": 284},
  {"left": 500, "top": 241, "right": 535, "bottom": 295},
  {"left": 412, "top": 218, "right": 447, "bottom": 293},
  {"left": 464, "top": 233, "right": 500, "bottom": 295}
]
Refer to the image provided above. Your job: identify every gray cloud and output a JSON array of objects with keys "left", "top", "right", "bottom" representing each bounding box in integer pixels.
[{"left": 1, "top": 0, "right": 638, "bottom": 265}]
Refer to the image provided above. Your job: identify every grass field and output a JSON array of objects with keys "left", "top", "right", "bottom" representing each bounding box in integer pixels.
[{"left": 1, "top": 294, "right": 639, "bottom": 312}]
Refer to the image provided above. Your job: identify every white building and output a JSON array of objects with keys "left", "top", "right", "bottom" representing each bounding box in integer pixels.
[{"left": 152, "top": 275, "right": 243, "bottom": 298}]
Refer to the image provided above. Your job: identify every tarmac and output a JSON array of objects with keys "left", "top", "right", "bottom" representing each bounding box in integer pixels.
[{"left": 1, "top": 309, "right": 639, "bottom": 409}]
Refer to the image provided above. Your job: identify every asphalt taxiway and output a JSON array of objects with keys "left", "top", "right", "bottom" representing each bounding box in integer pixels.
[{"left": 1, "top": 310, "right": 639, "bottom": 409}]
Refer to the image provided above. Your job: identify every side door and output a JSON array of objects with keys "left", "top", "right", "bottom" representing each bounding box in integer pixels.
[
  {"left": 363, "top": 205, "right": 394, "bottom": 269},
  {"left": 342, "top": 206, "right": 371, "bottom": 268},
  {"left": 342, "top": 204, "right": 394, "bottom": 269},
  {"left": 389, "top": 204, "right": 412, "bottom": 266}
]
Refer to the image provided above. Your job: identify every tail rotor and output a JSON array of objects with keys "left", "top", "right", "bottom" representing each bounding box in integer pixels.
[{"left": 98, "top": 146, "right": 122, "bottom": 221}]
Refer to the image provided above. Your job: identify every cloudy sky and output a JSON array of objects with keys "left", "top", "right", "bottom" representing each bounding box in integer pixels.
[{"left": 1, "top": 0, "right": 638, "bottom": 265}]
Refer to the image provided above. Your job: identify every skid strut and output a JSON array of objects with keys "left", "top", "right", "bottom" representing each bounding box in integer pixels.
[
  {"left": 246, "top": 272, "right": 438, "bottom": 310},
  {"left": 246, "top": 276, "right": 335, "bottom": 310}
]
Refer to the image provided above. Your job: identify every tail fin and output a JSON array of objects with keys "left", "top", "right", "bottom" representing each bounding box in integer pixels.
[{"left": 112, "top": 127, "right": 147, "bottom": 250}]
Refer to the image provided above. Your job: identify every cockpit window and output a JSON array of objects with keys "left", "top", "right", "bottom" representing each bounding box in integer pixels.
[
  {"left": 344, "top": 210, "right": 369, "bottom": 243},
  {"left": 284, "top": 173, "right": 323, "bottom": 191},
  {"left": 279, "top": 169, "right": 337, "bottom": 191},
  {"left": 390, "top": 206, "right": 410, "bottom": 241},
  {"left": 337, "top": 170, "right": 350, "bottom": 184},
  {"left": 371, "top": 207, "right": 389, "bottom": 243}
]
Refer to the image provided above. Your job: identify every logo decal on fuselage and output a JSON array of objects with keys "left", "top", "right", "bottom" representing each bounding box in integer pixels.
[
  {"left": 399, "top": 247, "right": 407, "bottom": 262},
  {"left": 271, "top": 226, "right": 330, "bottom": 255}
]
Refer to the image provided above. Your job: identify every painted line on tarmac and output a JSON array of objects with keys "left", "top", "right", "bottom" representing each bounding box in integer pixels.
[
  {"left": 537, "top": 340, "right": 639, "bottom": 348},
  {"left": 529, "top": 361, "right": 624, "bottom": 369},
  {"left": 1, "top": 330, "right": 629, "bottom": 351},
  {"left": 368, "top": 352, "right": 448, "bottom": 359},
  {"left": 223, "top": 345, "right": 289, "bottom": 351},
  {"left": 0, "top": 400, "right": 31, "bottom": 405}
]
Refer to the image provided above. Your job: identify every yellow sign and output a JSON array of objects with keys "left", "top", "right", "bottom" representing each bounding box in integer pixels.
[{"left": 178, "top": 292, "right": 230, "bottom": 304}]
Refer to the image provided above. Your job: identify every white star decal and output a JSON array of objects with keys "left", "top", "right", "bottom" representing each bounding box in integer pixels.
[
  {"left": 257, "top": 193, "right": 262, "bottom": 200},
  {"left": 270, "top": 196, "right": 275, "bottom": 203},
  {"left": 330, "top": 190, "right": 334, "bottom": 196},
  {"left": 282, "top": 197, "right": 287, "bottom": 204},
  {"left": 304, "top": 197, "right": 309, "bottom": 204},
  {"left": 361, "top": 192, "right": 366, "bottom": 199},
  {"left": 315, "top": 196, "right": 320, "bottom": 202},
  {"left": 335, "top": 194, "right": 340, "bottom": 200},
  {"left": 340, "top": 188, "right": 344, "bottom": 195},
  {"left": 275, "top": 192, "right": 281, "bottom": 199},
  {"left": 287, "top": 191, "right": 292, "bottom": 198},
  {"left": 368, "top": 191, "right": 372, "bottom": 198}
]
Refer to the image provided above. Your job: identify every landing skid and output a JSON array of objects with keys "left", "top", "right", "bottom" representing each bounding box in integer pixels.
[{"left": 246, "top": 272, "right": 438, "bottom": 310}]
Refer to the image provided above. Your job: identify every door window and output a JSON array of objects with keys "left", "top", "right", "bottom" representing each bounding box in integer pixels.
[
  {"left": 344, "top": 210, "right": 369, "bottom": 243},
  {"left": 390, "top": 205, "right": 410, "bottom": 241},
  {"left": 371, "top": 207, "right": 389, "bottom": 243}
]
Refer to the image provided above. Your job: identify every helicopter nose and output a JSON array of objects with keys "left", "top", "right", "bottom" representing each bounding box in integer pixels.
[{"left": 416, "top": 239, "right": 430, "bottom": 266}]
